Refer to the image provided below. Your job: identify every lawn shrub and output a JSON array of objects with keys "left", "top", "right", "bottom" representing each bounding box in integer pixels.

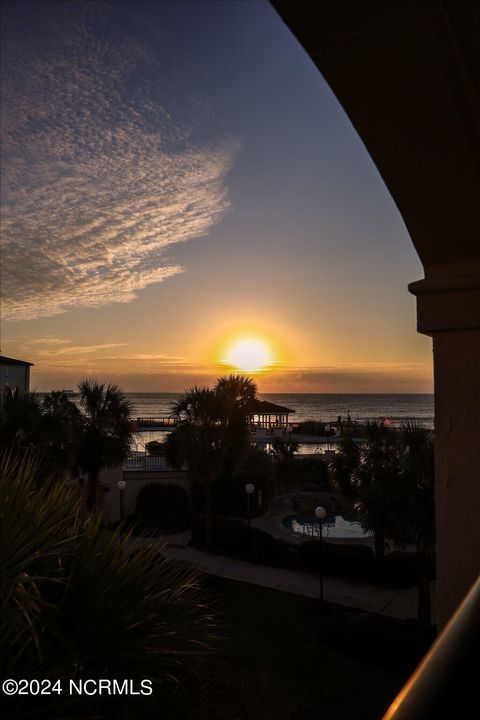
[{"left": 135, "top": 483, "right": 191, "bottom": 534}]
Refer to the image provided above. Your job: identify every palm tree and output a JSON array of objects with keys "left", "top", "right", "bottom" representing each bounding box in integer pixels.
[
  {"left": 41, "top": 390, "right": 82, "bottom": 476},
  {"left": 167, "top": 377, "right": 258, "bottom": 547},
  {"left": 0, "top": 388, "right": 80, "bottom": 480},
  {"left": 329, "top": 435, "right": 360, "bottom": 497},
  {"left": 0, "top": 387, "right": 44, "bottom": 453},
  {"left": 215, "top": 374, "right": 257, "bottom": 472},
  {"left": 214, "top": 374, "right": 257, "bottom": 410},
  {"left": 75, "top": 380, "right": 135, "bottom": 511},
  {"left": 388, "top": 421, "right": 435, "bottom": 627},
  {"left": 167, "top": 387, "right": 227, "bottom": 548},
  {"left": 349, "top": 421, "right": 400, "bottom": 560}
]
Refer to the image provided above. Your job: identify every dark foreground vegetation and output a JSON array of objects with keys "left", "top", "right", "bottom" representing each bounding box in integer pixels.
[
  {"left": 196, "top": 577, "right": 434, "bottom": 720},
  {"left": 0, "top": 453, "right": 217, "bottom": 720}
]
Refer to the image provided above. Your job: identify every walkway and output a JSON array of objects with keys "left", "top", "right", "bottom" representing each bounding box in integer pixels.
[{"left": 128, "top": 532, "right": 436, "bottom": 623}]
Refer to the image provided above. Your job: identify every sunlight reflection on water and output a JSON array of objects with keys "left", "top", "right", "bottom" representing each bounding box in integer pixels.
[{"left": 283, "top": 513, "right": 370, "bottom": 539}]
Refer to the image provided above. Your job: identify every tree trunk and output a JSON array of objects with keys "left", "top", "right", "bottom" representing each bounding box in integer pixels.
[
  {"left": 417, "top": 547, "right": 432, "bottom": 630},
  {"left": 86, "top": 468, "right": 98, "bottom": 511}
]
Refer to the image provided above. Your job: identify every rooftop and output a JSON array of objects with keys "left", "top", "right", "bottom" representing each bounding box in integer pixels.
[
  {"left": 249, "top": 399, "right": 295, "bottom": 415},
  {"left": 0, "top": 355, "right": 33, "bottom": 367}
]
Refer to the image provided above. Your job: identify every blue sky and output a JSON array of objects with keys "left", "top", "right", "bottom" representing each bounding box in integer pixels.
[{"left": 1, "top": 0, "right": 432, "bottom": 391}]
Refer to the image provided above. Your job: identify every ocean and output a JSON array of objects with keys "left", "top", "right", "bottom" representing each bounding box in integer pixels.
[
  {"left": 127, "top": 392, "right": 434, "bottom": 426},
  {"left": 127, "top": 393, "right": 434, "bottom": 449}
]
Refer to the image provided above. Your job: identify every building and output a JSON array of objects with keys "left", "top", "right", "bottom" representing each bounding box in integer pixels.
[
  {"left": 248, "top": 399, "right": 295, "bottom": 432},
  {"left": 0, "top": 355, "right": 33, "bottom": 402}
]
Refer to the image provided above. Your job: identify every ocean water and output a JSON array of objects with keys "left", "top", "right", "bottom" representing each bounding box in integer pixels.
[
  {"left": 117, "top": 393, "right": 433, "bottom": 451},
  {"left": 127, "top": 393, "right": 434, "bottom": 426}
]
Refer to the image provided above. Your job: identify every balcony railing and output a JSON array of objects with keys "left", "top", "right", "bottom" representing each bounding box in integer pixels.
[
  {"left": 123, "top": 451, "right": 178, "bottom": 472},
  {"left": 383, "top": 574, "right": 480, "bottom": 719}
]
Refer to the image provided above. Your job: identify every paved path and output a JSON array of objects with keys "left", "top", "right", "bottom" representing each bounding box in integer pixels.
[{"left": 128, "top": 532, "right": 436, "bottom": 623}]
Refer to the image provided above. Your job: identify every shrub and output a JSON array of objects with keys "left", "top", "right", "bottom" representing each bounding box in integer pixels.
[
  {"left": 191, "top": 514, "right": 290, "bottom": 566},
  {"left": 295, "top": 420, "right": 341, "bottom": 437},
  {"left": 294, "top": 541, "right": 420, "bottom": 588},
  {"left": 296, "top": 541, "right": 373, "bottom": 574},
  {"left": 212, "top": 448, "right": 274, "bottom": 518},
  {"left": 0, "top": 452, "right": 217, "bottom": 719},
  {"left": 135, "top": 483, "right": 191, "bottom": 534},
  {"left": 212, "top": 472, "right": 270, "bottom": 518},
  {"left": 277, "top": 456, "right": 330, "bottom": 490},
  {"left": 145, "top": 440, "right": 164, "bottom": 453}
]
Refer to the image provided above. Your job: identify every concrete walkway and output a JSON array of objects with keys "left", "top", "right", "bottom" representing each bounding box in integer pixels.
[{"left": 128, "top": 532, "right": 436, "bottom": 623}]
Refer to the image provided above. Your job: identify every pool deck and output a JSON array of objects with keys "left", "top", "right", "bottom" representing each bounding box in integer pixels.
[{"left": 250, "top": 498, "right": 416, "bottom": 551}]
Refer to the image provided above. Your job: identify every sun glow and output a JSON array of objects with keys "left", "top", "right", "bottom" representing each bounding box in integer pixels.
[{"left": 222, "top": 337, "right": 273, "bottom": 373}]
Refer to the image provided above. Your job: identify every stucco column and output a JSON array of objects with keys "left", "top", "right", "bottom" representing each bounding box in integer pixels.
[{"left": 409, "top": 262, "right": 480, "bottom": 628}]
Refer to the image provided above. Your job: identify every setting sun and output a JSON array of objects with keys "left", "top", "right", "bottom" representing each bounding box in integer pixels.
[{"left": 223, "top": 337, "right": 273, "bottom": 372}]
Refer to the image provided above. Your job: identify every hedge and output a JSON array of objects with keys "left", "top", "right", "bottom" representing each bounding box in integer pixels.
[
  {"left": 295, "top": 541, "right": 424, "bottom": 588},
  {"left": 191, "top": 516, "right": 426, "bottom": 588},
  {"left": 191, "top": 514, "right": 290, "bottom": 566},
  {"left": 134, "top": 483, "right": 191, "bottom": 534}
]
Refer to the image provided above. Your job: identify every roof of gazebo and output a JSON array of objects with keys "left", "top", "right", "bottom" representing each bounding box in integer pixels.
[{"left": 248, "top": 399, "right": 295, "bottom": 415}]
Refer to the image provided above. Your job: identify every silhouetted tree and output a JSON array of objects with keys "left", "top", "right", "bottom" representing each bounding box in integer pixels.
[
  {"left": 332, "top": 420, "right": 435, "bottom": 626},
  {"left": 342, "top": 421, "right": 400, "bottom": 560},
  {"left": 389, "top": 421, "right": 435, "bottom": 628},
  {"left": 166, "top": 387, "right": 227, "bottom": 547},
  {"left": 167, "top": 376, "right": 259, "bottom": 546},
  {"left": 74, "top": 380, "right": 134, "bottom": 510},
  {"left": 0, "top": 388, "right": 79, "bottom": 479},
  {"left": 215, "top": 374, "right": 257, "bottom": 472}
]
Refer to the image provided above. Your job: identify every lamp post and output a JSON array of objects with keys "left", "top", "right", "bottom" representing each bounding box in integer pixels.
[
  {"left": 325, "top": 423, "right": 331, "bottom": 452},
  {"left": 117, "top": 480, "right": 126, "bottom": 550},
  {"left": 315, "top": 506, "right": 326, "bottom": 601},
  {"left": 245, "top": 483, "right": 255, "bottom": 562},
  {"left": 117, "top": 479, "right": 126, "bottom": 520}
]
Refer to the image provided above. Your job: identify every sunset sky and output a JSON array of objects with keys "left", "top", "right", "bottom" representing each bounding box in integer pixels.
[{"left": 1, "top": 0, "right": 432, "bottom": 393}]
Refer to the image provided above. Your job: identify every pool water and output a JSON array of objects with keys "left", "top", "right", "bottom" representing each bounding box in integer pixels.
[{"left": 282, "top": 512, "right": 370, "bottom": 539}]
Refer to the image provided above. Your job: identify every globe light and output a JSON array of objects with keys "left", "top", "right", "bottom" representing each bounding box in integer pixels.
[
  {"left": 325, "top": 424, "right": 331, "bottom": 433},
  {"left": 117, "top": 480, "right": 126, "bottom": 491},
  {"left": 315, "top": 506, "right": 327, "bottom": 520},
  {"left": 245, "top": 483, "right": 255, "bottom": 495}
]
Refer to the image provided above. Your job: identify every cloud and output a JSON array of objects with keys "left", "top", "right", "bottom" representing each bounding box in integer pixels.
[
  {"left": 27, "top": 336, "right": 73, "bottom": 346},
  {"left": 34, "top": 342, "right": 130, "bottom": 358},
  {"left": 1, "top": 1, "right": 236, "bottom": 321}
]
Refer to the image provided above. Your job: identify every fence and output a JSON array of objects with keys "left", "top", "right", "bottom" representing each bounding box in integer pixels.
[{"left": 123, "top": 452, "right": 177, "bottom": 472}]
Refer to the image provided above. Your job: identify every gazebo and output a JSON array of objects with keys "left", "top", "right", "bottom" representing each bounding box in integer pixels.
[{"left": 247, "top": 399, "right": 295, "bottom": 431}]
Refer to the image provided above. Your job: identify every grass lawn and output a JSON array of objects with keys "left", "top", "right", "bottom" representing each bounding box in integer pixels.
[{"left": 190, "top": 576, "right": 433, "bottom": 720}]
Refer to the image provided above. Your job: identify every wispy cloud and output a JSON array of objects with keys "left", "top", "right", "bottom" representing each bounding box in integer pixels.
[
  {"left": 1, "top": 1, "right": 236, "bottom": 321},
  {"left": 34, "top": 343, "right": 130, "bottom": 358}
]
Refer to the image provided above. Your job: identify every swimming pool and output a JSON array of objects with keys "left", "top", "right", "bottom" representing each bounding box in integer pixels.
[{"left": 282, "top": 512, "right": 370, "bottom": 539}]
